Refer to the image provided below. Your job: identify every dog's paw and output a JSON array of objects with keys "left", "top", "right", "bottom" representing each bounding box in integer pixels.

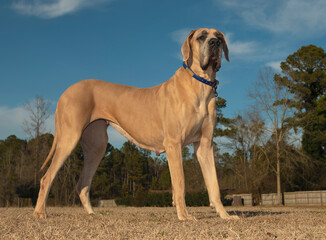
[
  {"left": 33, "top": 211, "right": 47, "bottom": 219},
  {"left": 229, "top": 215, "right": 240, "bottom": 220},
  {"left": 178, "top": 214, "right": 197, "bottom": 221},
  {"left": 221, "top": 214, "right": 239, "bottom": 220}
]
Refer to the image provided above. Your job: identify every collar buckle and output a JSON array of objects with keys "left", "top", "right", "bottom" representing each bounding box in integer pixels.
[{"left": 213, "top": 79, "right": 219, "bottom": 97}]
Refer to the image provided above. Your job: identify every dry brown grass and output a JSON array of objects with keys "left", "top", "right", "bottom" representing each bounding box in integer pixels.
[{"left": 1, "top": 206, "right": 326, "bottom": 239}]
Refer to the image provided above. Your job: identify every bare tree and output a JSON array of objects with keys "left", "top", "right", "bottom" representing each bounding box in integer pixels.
[
  {"left": 224, "top": 111, "right": 268, "bottom": 193},
  {"left": 249, "top": 67, "right": 292, "bottom": 205},
  {"left": 23, "top": 96, "right": 52, "bottom": 187},
  {"left": 23, "top": 96, "right": 51, "bottom": 139}
]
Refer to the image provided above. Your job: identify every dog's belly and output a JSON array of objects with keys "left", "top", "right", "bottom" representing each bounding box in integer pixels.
[{"left": 110, "top": 122, "right": 165, "bottom": 154}]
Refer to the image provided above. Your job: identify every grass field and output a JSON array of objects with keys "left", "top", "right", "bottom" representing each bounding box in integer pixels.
[{"left": 1, "top": 206, "right": 326, "bottom": 239}]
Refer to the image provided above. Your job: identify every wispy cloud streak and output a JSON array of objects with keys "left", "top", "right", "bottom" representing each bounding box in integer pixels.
[
  {"left": 12, "top": 0, "right": 112, "bottom": 19},
  {"left": 214, "top": 0, "right": 326, "bottom": 34}
]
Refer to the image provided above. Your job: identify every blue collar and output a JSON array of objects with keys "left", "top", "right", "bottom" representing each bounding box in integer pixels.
[{"left": 182, "top": 62, "right": 219, "bottom": 95}]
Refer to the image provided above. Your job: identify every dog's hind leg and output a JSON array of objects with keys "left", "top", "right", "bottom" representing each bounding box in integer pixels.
[
  {"left": 77, "top": 119, "right": 109, "bottom": 215},
  {"left": 34, "top": 131, "right": 81, "bottom": 218}
]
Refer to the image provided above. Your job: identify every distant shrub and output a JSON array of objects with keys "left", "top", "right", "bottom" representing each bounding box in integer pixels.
[
  {"left": 115, "top": 195, "right": 133, "bottom": 206},
  {"left": 185, "top": 191, "right": 209, "bottom": 206},
  {"left": 145, "top": 192, "right": 172, "bottom": 207},
  {"left": 133, "top": 187, "right": 147, "bottom": 207},
  {"left": 115, "top": 190, "right": 228, "bottom": 207}
]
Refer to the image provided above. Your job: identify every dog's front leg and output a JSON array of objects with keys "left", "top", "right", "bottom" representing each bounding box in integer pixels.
[
  {"left": 164, "top": 141, "right": 196, "bottom": 221},
  {"left": 194, "top": 140, "right": 239, "bottom": 220}
]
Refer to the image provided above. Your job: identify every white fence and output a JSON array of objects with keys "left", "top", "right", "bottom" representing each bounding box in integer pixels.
[
  {"left": 261, "top": 193, "right": 280, "bottom": 206},
  {"left": 284, "top": 191, "right": 326, "bottom": 206},
  {"left": 261, "top": 190, "right": 326, "bottom": 206},
  {"left": 98, "top": 199, "right": 117, "bottom": 207}
]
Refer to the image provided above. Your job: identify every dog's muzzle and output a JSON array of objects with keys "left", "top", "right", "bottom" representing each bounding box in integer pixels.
[
  {"left": 209, "top": 38, "right": 221, "bottom": 71},
  {"left": 201, "top": 38, "right": 221, "bottom": 71}
]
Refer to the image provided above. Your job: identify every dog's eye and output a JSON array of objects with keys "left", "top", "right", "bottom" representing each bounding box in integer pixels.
[{"left": 197, "top": 35, "right": 206, "bottom": 41}]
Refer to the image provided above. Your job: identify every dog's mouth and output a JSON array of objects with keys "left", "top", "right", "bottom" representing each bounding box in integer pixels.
[{"left": 200, "top": 49, "right": 221, "bottom": 72}]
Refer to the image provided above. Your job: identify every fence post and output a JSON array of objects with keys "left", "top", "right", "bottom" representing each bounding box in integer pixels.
[
  {"left": 307, "top": 192, "right": 309, "bottom": 205},
  {"left": 321, "top": 191, "right": 323, "bottom": 206}
]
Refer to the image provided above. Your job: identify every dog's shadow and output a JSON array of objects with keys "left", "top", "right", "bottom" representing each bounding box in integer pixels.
[
  {"left": 196, "top": 209, "right": 289, "bottom": 220},
  {"left": 229, "top": 210, "right": 289, "bottom": 218}
]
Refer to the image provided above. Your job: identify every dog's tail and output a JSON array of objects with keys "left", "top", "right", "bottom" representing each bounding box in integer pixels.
[{"left": 40, "top": 131, "right": 57, "bottom": 171}]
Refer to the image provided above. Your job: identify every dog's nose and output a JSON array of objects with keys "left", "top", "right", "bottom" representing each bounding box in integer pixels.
[{"left": 208, "top": 38, "right": 219, "bottom": 46}]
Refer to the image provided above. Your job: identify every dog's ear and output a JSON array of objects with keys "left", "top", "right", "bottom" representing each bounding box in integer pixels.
[
  {"left": 219, "top": 32, "right": 229, "bottom": 62},
  {"left": 181, "top": 30, "right": 196, "bottom": 66}
]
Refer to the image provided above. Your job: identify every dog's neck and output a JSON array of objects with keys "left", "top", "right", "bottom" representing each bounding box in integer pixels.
[
  {"left": 181, "top": 62, "right": 218, "bottom": 99},
  {"left": 188, "top": 61, "right": 217, "bottom": 82}
]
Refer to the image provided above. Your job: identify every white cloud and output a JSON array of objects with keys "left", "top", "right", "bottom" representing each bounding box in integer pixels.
[
  {"left": 267, "top": 0, "right": 326, "bottom": 33},
  {"left": 266, "top": 61, "right": 281, "bottom": 72},
  {"left": 170, "top": 28, "right": 191, "bottom": 60},
  {"left": 0, "top": 105, "right": 55, "bottom": 139},
  {"left": 11, "top": 0, "right": 112, "bottom": 19},
  {"left": 224, "top": 32, "right": 257, "bottom": 58},
  {"left": 0, "top": 106, "right": 27, "bottom": 139},
  {"left": 214, "top": 0, "right": 326, "bottom": 34},
  {"left": 171, "top": 28, "right": 191, "bottom": 45}
]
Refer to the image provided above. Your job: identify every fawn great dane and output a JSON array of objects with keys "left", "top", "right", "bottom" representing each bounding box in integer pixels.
[{"left": 34, "top": 28, "right": 238, "bottom": 221}]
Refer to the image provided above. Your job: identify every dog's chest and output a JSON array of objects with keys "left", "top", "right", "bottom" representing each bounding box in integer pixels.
[
  {"left": 194, "top": 98, "right": 209, "bottom": 119},
  {"left": 183, "top": 100, "right": 210, "bottom": 138}
]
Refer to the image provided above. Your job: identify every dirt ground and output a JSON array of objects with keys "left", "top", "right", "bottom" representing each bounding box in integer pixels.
[{"left": 1, "top": 206, "right": 326, "bottom": 239}]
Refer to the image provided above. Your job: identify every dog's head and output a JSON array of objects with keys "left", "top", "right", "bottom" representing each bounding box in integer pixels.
[{"left": 181, "top": 28, "right": 229, "bottom": 72}]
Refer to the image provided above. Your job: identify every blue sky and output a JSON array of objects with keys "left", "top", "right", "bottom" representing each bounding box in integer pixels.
[{"left": 1, "top": 0, "right": 326, "bottom": 148}]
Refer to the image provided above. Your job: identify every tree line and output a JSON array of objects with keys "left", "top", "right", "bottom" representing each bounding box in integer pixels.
[{"left": 0, "top": 45, "right": 325, "bottom": 207}]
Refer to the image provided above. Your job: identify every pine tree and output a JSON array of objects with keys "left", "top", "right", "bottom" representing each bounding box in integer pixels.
[{"left": 275, "top": 45, "right": 326, "bottom": 161}]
